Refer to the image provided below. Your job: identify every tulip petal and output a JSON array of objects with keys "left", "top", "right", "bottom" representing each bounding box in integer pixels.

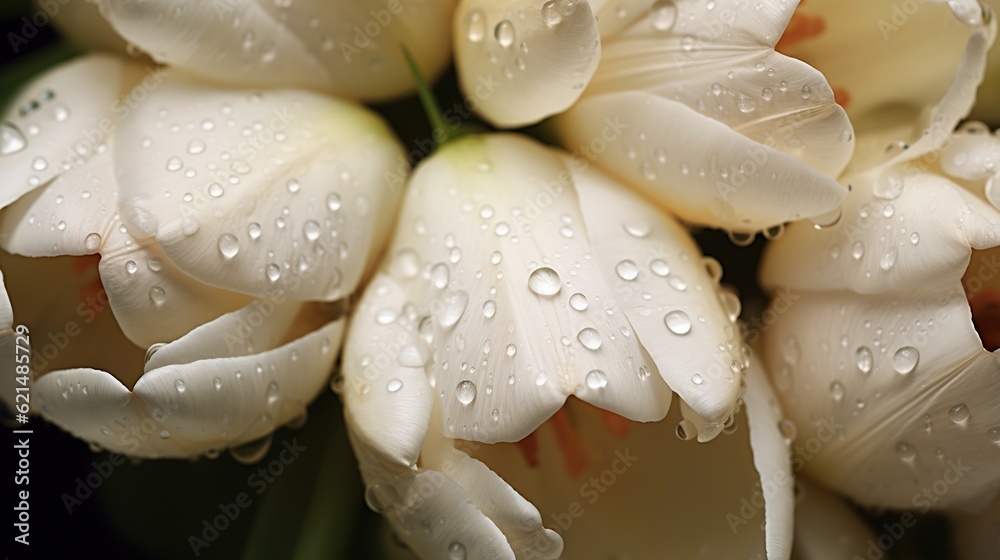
[
  {"left": 0, "top": 54, "right": 145, "bottom": 210},
  {"left": 33, "top": 300, "right": 343, "bottom": 458},
  {"left": 759, "top": 286, "right": 1000, "bottom": 509},
  {"left": 587, "top": 0, "right": 853, "bottom": 179},
  {"left": 112, "top": 75, "right": 405, "bottom": 302},
  {"left": 0, "top": 152, "right": 253, "bottom": 347},
  {"left": 381, "top": 471, "right": 516, "bottom": 560},
  {"left": 424, "top": 446, "right": 563, "bottom": 559},
  {"left": 100, "top": 0, "right": 456, "bottom": 101},
  {"left": 760, "top": 165, "right": 1000, "bottom": 295},
  {"left": 792, "top": 479, "right": 875, "bottom": 560},
  {"left": 341, "top": 272, "right": 434, "bottom": 471},
  {"left": 572, "top": 161, "right": 745, "bottom": 435},
  {"left": 743, "top": 353, "right": 795, "bottom": 560},
  {"left": 453, "top": 0, "right": 601, "bottom": 127},
  {"left": 379, "top": 134, "right": 672, "bottom": 444},
  {"left": 556, "top": 91, "right": 847, "bottom": 231}
]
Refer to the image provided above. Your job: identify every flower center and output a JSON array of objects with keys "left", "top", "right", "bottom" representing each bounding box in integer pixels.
[
  {"left": 514, "top": 403, "right": 632, "bottom": 478},
  {"left": 963, "top": 248, "right": 1000, "bottom": 352}
]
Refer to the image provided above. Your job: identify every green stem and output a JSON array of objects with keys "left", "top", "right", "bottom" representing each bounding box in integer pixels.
[{"left": 401, "top": 45, "right": 453, "bottom": 145}]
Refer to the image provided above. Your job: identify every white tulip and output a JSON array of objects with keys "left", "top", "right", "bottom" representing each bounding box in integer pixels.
[
  {"left": 0, "top": 53, "right": 407, "bottom": 457},
  {"left": 94, "top": 0, "right": 458, "bottom": 102},
  {"left": 758, "top": 114, "right": 1000, "bottom": 510},
  {"left": 338, "top": 133, "right": 800, "bottom": 558}
]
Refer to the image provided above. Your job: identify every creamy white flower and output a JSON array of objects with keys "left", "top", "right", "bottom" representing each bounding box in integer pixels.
[
  {"left": 454, "top": 0, "right": 856, "bottom": 233},
  {"left": 1, "top": 54, "right": 406, "bottom": 346},
  {"left": 0, "top": 54, "right": 407, "bottom": 456},
  {"left": 94, "top": 0, "right": 457, "bottom": 102},
  {"left": 337, "top": 132, "right": 786, "bottom": 558},
  {"left": 758, "top": 73, "right": 1000, "bottom": 519}
]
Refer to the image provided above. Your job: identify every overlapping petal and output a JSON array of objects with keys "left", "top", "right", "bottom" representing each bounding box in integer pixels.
[
  {"left": 0, "top": 150, "right": 253, "bottom": 347},
  {"left": 112, "top": 72, "right": 406, "bottom": 303},
  {"left": 759, "top": 285, "right": 1000, "bottom": 509},
  {"left": 0, "top": 54, "right": 147, "bottom": 210},
  {"left": 33, "top": 298, "right": 343, "bottom": 458},
  {"left": 98, "top": 0, "right": 456, "bottom": 101},
  {"left": 453, "top": 0, "right": 601, "bottom": 127},
  {"left": 344, "top": 133, "right": 751, "bottom": 446},
  {"left": 551, "top": 0, "right": 854, "bottom": 232}
]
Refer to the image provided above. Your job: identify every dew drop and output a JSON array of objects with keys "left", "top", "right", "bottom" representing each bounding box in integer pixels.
[
  {"left": 456, "top": 380, "right": 477, "bottom": 405},
  {"left": 650, "top": 259, "right": 670, "bottom": 277},
  {"left": 218, "top": 233, "right": 240, "bottom": 259},
  {"left": 856, "top": 346, "right": 873, "bottom": 374},
  {"left": 569, "top": 292, "right": 588, "bottom": 311},
  {"left": 948, "top": 403, "right": 970, "bottom": 424},
  {"left": 664, "top": 310, "right": 692, "bottom": 335},
  {"left": 851, "top": 241, "right": 865, "bottom": 260},
  {"left": 149, "top": 286, "right": 166, "bottom": 304},
  {"left": 650, "top": 0, "right": 678, "bottom": 31},
  {"left": 266, "top": 263, "right": 281, "bottom": 282},
  {"left": 448, "top": 542, "right": 468, "bottom": 560},
  {"left": 528, "top": 267, "right": 561, "bottom": 296},
  {"left": 892, "top": 346, "right": 919, "bottom": 375},
  {"left": 830, "top": 380, "right": 844, "bottom": 401},
  {"left": 0, "top": 123, "right": 27, "bottom": 155},
  {"left": 482, "top": 300, "right": 497, "bottom": 318},
  {"left": 541, "top": 1, "right": 562, "bottom": 24},
  {"left": 616, "top": 260, "right": 638, "bottom": 281},
  {"left": 495, "top": 20, "right": 515, "bottom": 47},
  {"left": 84, "top": 232, "right": 102, "bottom": 252},
  {"left": 467, "top": 9, "right": 486, "bottom": 41},
  {"left": 586, "top": 369, "right": 608, "bottom": 389},
  {"left": 386, "top": 378, "right": 403, "bottom": 393},
  {"left": 577, "top": 327, "right": 602, "bottom": 350},
  {"left": 895, "top": 441, "right": 916, "bottom": 462}
]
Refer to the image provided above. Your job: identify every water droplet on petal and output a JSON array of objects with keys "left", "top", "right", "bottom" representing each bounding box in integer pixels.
[
  {"left": 586, "top": 370, "right": 608, "bottom": 389},
  {"left": 528, "top": 267, "right": 561, "bottom": 296},
  {"left": 895, "top": 441, "right": 916, "bottom": 463},
  {"left": 456, "top": 380, "right": 477, "bottom": 405},
  {"left": 569, "top": 292, "right": 588, "bottom": 311},
  {"left": 218, "top": 233, "right": 240, "bottom": 259},
  {"left": 892, "top": 346, "right": 919, "bottom": 375},
  {"left": 650, "top": 0, "right": 678, "bottom": 31},
  {"left": 948, "top": 403, "right": 970, "bottom": 424},
  {"left": 577, "top": 327, "right": 602, "bottom": 350},
  {"left": 664, "top": 310, "right": 692, "bottom": 335},
  {"left": 855, "top": 346, "right": 873, "bottom": 374},
  {"left": 615, "top": 260, "right": 638, "bottom": 281},
  {"left": 84, "top": 232, "right": 102, "bottom": 252}
]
